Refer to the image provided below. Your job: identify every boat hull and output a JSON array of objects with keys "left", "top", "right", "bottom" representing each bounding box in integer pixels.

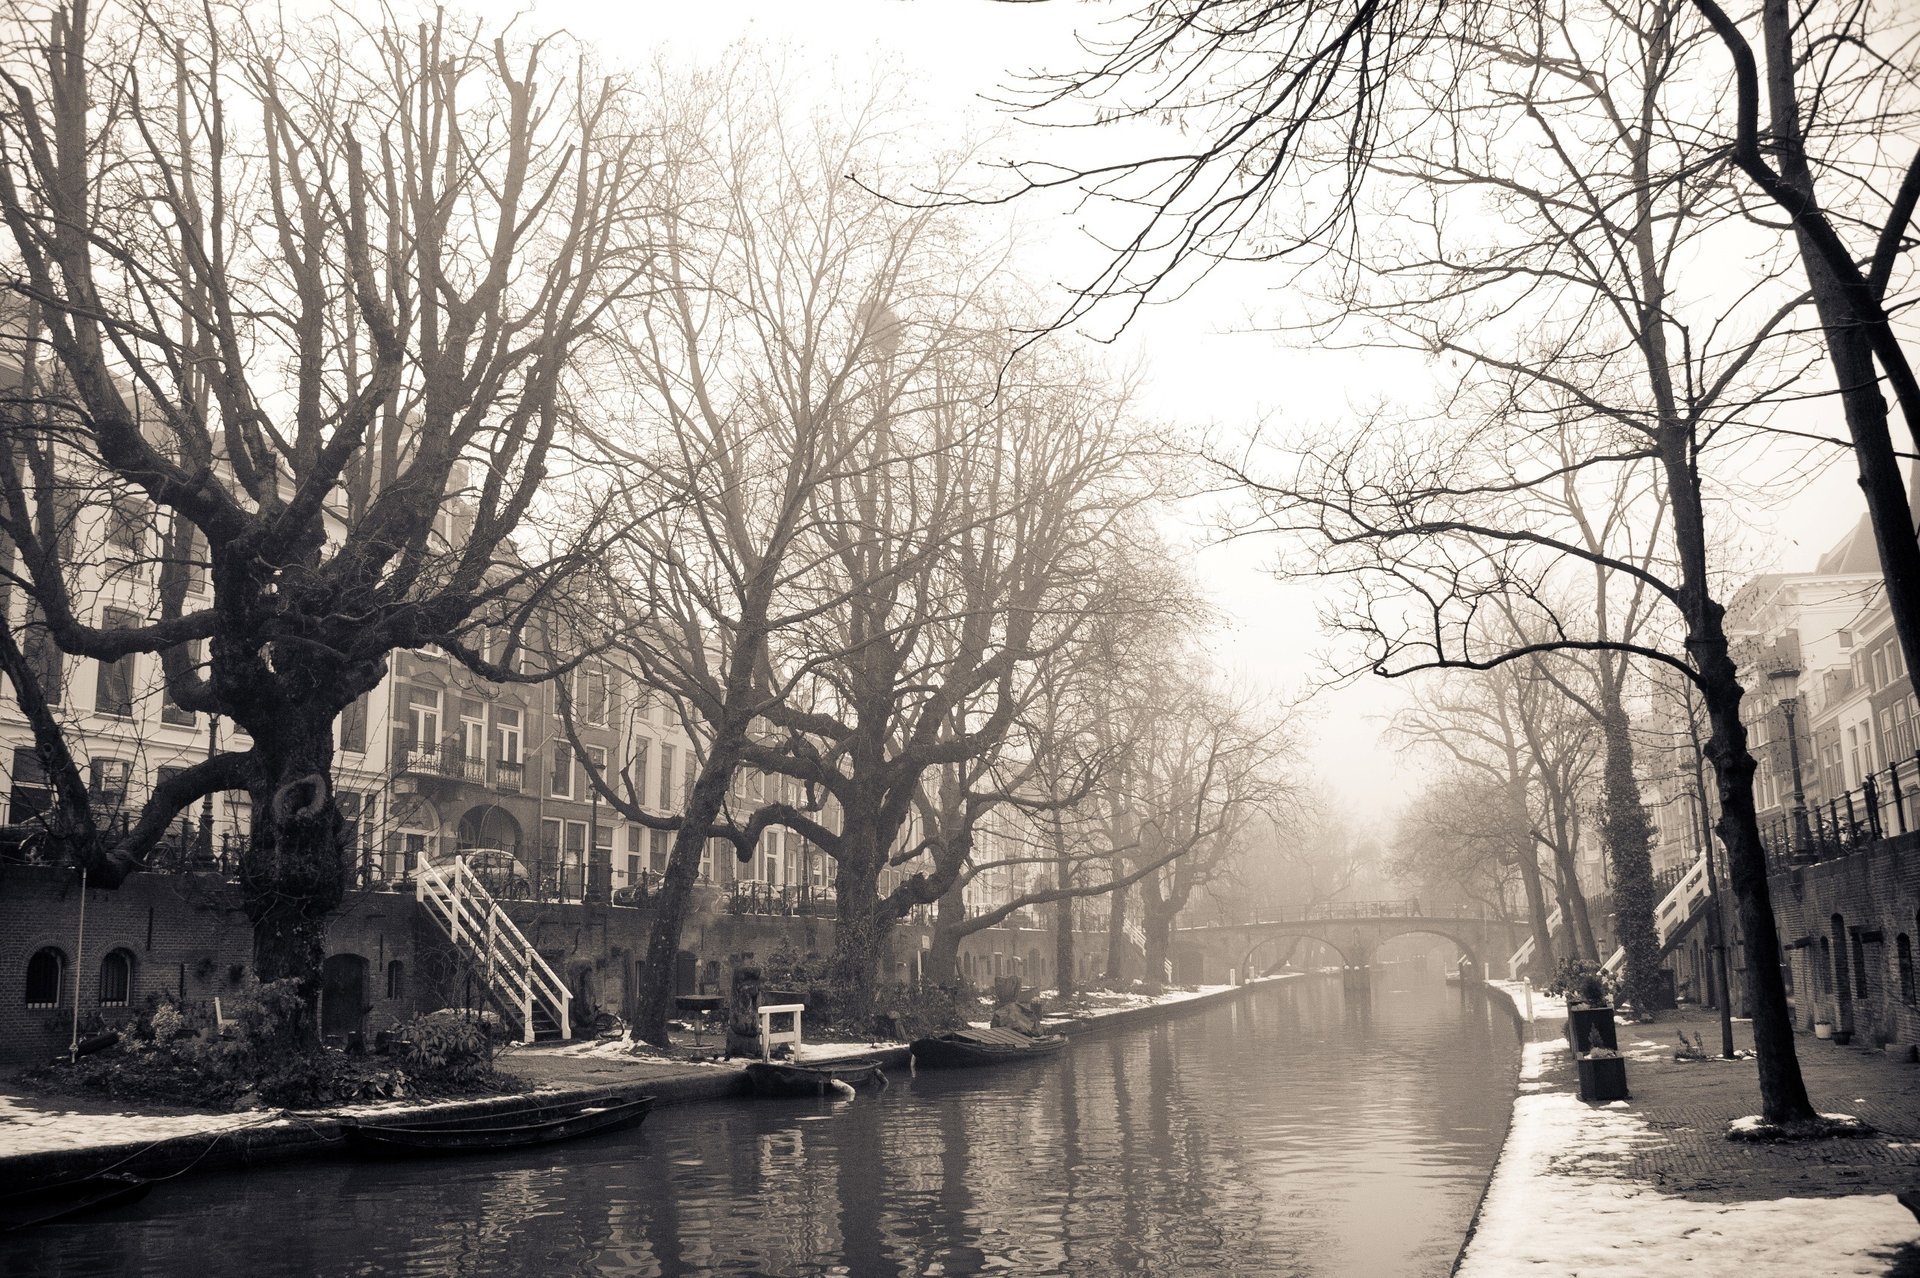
[
  {"left": 342, "top": 1095, "right": 654, "bottom": 1156},
  {"left": 745, "top": 1060, "right": 887, "bottom": 1097},
  {"left": 909, "top": 1030, "right": 1068, "bottom": 1068}
]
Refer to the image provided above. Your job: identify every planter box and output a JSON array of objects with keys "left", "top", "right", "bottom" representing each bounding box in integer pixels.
[
  {"left": 1576, "top": 1054, "right": 1630, "bottom": 1102},
  {"left": 1566, "top": 1004, "right": 1619, "bottom": 1054}
]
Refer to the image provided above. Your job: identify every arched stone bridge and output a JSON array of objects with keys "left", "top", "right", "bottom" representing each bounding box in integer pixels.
[{"left": 1175, "top": 901, "right": 1526, "bottom": 983}]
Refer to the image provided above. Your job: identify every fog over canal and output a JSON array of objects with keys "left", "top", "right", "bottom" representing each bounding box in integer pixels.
[{"left": 16, "top": 972, "right": 1520, "bottom": 1277}]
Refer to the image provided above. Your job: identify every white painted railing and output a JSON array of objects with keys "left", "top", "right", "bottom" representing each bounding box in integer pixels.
[
  {"left": 1601, "top": 855, "right": 1710, "bottom": 977},
  {"left": 1507, "top": 905, "right": 1563, "bottom": 978},
  {"left": 416, "top": 857, "right": 571, "bottom": 1044}
]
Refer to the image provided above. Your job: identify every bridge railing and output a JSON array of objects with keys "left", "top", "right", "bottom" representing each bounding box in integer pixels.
[{"left": 1232, "top": 899, "right": 1473, "bottom": 925}]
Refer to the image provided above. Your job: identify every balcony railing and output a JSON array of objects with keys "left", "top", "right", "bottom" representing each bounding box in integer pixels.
[
  {"left": 493, "top": 759, "right": 525, "bottom": 793},
  {"left": 725, "top": 880, "right": 837, "bottom": 918},
  {"left": 1760, "top": 749, "right": 1920, "bottom": 868}
]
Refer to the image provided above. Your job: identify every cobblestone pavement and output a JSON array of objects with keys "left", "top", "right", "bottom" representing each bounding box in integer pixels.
[{"left": 1544, "top": 1007, "right": 1920, "bottom": 1202}]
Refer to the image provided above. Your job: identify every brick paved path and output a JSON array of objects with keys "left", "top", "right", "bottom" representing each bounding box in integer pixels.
[{"left": 1539, "top": 1008, "right": 1920, "bottom": 1202}]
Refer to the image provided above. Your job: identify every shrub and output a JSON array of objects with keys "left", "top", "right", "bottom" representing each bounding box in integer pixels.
[
  {"left": 401, "top": 1010, "right": 493, "bottom": 1086},
  {"left": 1543, "top": 955, "right": 1612, "bottom": 1006}
]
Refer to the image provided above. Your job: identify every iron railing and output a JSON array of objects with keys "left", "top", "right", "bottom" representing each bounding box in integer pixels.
[{"left": 1759, "top": 751, "right": 1920, "bottom": 867}]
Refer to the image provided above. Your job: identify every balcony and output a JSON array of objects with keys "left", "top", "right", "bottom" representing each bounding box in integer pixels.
[
  {"left": 493, "top": 759, "right": 525, "bottom": 793},
  {"left": 396, "top": 742, "right": 484, "bottom": 784}
]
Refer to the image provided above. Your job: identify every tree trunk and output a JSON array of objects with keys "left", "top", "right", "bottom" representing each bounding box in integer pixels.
[
  {"left": 630, "top": 743, "right": 739, "bottom": 1046},
  {"left": 924, "top": 881, "right": 966, "bottom": 986},
  {"left": 1598, "top": 693, "right": 1663, "bottom": 1013},
  {"left": 829, "top": 847, "right": 893, "bottom": 1018},
  {"left": 1142, "top": 907, "right": 1173, "bottom": 989},
  {"left": 1104, "top": 869, "right": 1130, "bottom": 983},
  {"left": 1657, "top": 417, "right": 1816, "bottom": 1123},
  {"left": 1053, "top": 887, "right": 1077, "bottom": 999},
  {"left": 237, "top": 711, "right": 348, "bottom": 1045},
  {"left": 1511, "top": 829, "right": 1556, "bottom": 978}
]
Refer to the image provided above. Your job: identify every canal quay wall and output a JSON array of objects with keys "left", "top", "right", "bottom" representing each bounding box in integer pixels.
[
  {"left": 0, "top": 966, "right": 1299, "bottom": 1191},
  {"left": 0, "top": 863, "right": 1088, "bottom": 1069}
]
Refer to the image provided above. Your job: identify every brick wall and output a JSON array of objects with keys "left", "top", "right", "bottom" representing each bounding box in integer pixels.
[
  {"left": 0, "top": 867, "right": 1087, "bottom": 1066},
  {"left": 1769, "top": 832, "right": 1920, "bottom": 1047},
  {"left": 0, "top": 865, "right": 252, "bottom": 1066}
]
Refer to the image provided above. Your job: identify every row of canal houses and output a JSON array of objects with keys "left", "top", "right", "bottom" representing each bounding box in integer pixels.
[
  {"left": 0, "top": 399, "right": 1058, "bottom": 1050},
  {"left": 1643, "top": 504, "right": 1920, "bottom": 1050}
]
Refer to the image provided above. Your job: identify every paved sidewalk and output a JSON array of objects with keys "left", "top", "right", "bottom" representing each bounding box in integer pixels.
[{"left": 1459, "top": 984, "right": 1920, "bottom": 1276}]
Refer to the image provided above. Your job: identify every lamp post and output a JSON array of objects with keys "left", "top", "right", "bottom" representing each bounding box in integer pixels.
[{"left": 1768, "top": 664, "right": 1814, "bottom": 862}]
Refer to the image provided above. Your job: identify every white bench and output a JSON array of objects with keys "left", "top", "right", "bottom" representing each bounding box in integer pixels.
[{"left": 757, "top": 1002, "right": 805, "bottom": 1061}]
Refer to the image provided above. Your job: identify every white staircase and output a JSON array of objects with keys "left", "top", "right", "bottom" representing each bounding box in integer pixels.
[
  {"left": 416, "top": 857, "right": 571, "bottom": 1044},
  {"left": 1507, "top": 905, "right": 1563, "bottom": 978},
  {"left": 1601, "top": 856, "right": 1710, "bottom": 977}
]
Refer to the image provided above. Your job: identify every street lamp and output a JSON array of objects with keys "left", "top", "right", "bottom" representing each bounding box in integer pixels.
[{"left": 1767, "top": 664, "right": 1814, "bottom": 861}]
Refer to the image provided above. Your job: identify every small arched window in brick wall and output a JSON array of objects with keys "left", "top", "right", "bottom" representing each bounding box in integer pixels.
[
  {"left": 100, "top": 949, "right": 134, "bottom": 1007},
  {"left": 25, "top": 947, "right": 65, "bottom": 1008}
]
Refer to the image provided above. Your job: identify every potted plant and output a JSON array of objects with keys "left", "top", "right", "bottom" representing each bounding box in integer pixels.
[
  {"left": 1546, "top": 956, "right": 1618, "bottom": 1054},
  {"left": 1575, "top": 1028, "right": 1630, "bottom": 1102},
  {"left": 1814, "top": 1019, "right": 1834, "bottom": 1040}
]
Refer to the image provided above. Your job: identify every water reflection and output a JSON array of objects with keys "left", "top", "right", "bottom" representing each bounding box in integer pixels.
[{"left": 5, "top": 974, "right": 1517, "bottom": 1278}]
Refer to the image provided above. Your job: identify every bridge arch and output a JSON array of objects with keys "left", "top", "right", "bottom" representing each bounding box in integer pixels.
[
  {"left": 1177, "top": 906, "right": 1521, "bottom": 985},
  {"left": 1237, "top": 924, "right": 1486, "bottom": 977}
]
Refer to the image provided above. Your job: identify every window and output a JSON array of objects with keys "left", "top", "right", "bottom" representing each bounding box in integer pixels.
[
  {"left": 105, "top": 494, "right": 149, "bottom": 557},
  {"left": 24, "top": 947, "right": 64, "bottom": 1008},
  {"left": 338, "top": 693, "right": 368, "bottom": 754},
  {"left": 184, "top": 526, "right": 210, "bottom": 595},
  {"left": 89, "top": 758, "right": 129, "bottom": 807},
  {"left": 1899, "top": 935, "right": 1915, "bottom": 1007},
  {"left": 337, "top": 791, "right": 364, "bottom": 851},
  {"left": 160, "top": 640, "right": 202, "bottom": 726},
  {"left": 583, "top": 666, "right": 608, "bottom": 726},
  {"left": 494, "top": 706, "right": 522, "bottom": 765},
  {"left": 549, "top": 743, "right": 575, "bottom": 800},
  {"left": 93, "top": 608, "right": 139, "bottom": 718},
  {"left": 650, "top": 828, "right": 670, "bottom": 873},
  {"left": 630, "top": 738, "right": 651, "bottom": 804},
  {"left": 658, "top": 743, "right": 675, "bottom": 810},
  {"left": 9, "top": 746, "right": 51, "bottom": 824},
  {"left": 386, "top": 959, "right": 406, "bottom": 1001},
  {"left": 626, "top": 854, "right": 640, "bottom": 889},
  {"left": 406, "top": 686, "right": 441, "bottom": 753},
  {"left": 99, "top": 949, "right": 132, "bottom": 1007},
  {"left": 458, "top": 698, "right": 486, "bottom": 763}
]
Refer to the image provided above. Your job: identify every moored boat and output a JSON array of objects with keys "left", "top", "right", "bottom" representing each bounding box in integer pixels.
[
  {"left": 745, "top": 1058, "right": 887, "bottom": 1097},
  {"left": 909, "top": 1027, "right": 1068, "bottom": 1068},
  {"left": 341, "top": 1094, "right": 654, "bottom": 1156},
  {"left": 0, "top": 1173, "right": 153, "bottom": 1231}
]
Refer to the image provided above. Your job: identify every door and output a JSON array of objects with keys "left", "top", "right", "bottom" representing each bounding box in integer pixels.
[{"left": 320, "top": 953, "right": 369, "bottom": 1042}]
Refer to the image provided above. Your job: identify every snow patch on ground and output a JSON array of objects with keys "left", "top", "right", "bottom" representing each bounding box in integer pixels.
[
  {"left": 1458, "top": 1041, "right": 1920, "bottom": 1275},
  {"left": 0, "top": 1092, "right": 284, "bottom": 1159}
]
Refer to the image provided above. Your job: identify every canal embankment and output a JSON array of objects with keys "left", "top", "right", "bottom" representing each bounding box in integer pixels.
[
  {"left": 0, "top": 974, "right": 1298, "bottom": 1190},
  {"left": 1456, "top": 980, "right": 1920, "bottom": 1275}
]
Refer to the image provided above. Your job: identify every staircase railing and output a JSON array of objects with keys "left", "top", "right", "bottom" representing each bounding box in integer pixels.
[
  {"left": 416, "top": 856, "right": 571, "bottom": 1043},
  {"left": 1601, "top": 855, "right": 1709, "bottom": 977},
  {"left": 1507, "top": 905, "right": 1563, "bottom": 978}
]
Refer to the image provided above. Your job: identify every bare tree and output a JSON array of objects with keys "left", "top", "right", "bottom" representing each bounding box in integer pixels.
[
  {"left": 560, "top": 66, "right": 981, "bottom": 1044},
  {"left": 0, "top": 2, "right": 650, "bottom": 1014}
]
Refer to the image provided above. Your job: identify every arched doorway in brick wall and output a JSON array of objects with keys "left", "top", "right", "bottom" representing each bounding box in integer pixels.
[{"left": 321, "top": 953, "right": 369, "bottom": 1042}]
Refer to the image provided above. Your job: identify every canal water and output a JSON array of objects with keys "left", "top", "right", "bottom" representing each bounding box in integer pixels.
[{"left": 11, "top": 971, "right": 1520, "bottom": 1277}]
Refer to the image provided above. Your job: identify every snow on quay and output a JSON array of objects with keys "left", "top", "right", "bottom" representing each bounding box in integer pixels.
[{"left": 1457, "top": 1007, "right": 1920, "bottom": 1276}]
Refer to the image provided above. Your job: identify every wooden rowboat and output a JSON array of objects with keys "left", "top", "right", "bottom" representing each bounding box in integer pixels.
[
  {"left": 341, "top": 1095, "right": 654, "bottom": 1156},
  {"left": 745, "top": 1059, "right": 887, "bottom": 1098},
  {"left": 909, "top": 1027, "right": 1068, "bottom": 1068},
  {"left": 0, "top": 1173, "right": 153, "bottom": 1231}
]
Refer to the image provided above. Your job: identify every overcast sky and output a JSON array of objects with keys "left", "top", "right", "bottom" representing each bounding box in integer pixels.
[{"left": 456, "top": 0, "right": 1875, "bottom": 830}]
